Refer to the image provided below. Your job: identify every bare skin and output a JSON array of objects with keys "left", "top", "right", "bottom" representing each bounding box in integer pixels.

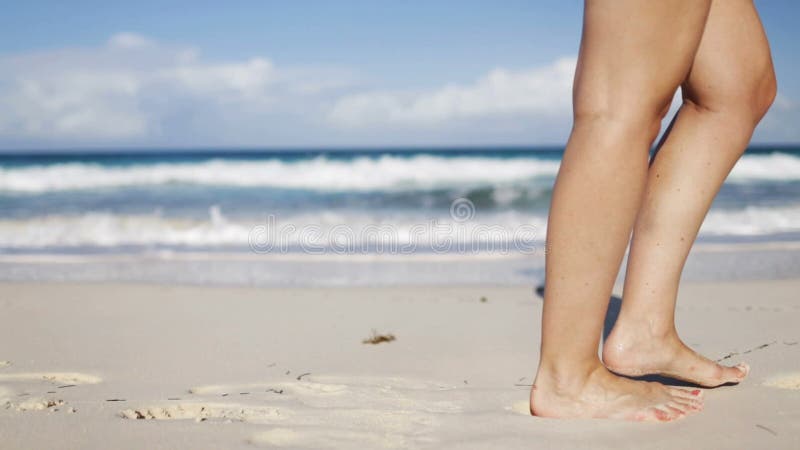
[
  {"left": 532, "top": 0, "right": 714, "bottom": 421},
  {"left": 532, "top": 0, "right": 778, "bottom": 420},
  {"left": 532, "top": 365, "right": 704, "bottom": 422},
  {"left": 603, "top": 0, "right": 776, "bottom": 388},
  {"left": 534, "top": 0, "right": 776, "bottom": 420}
]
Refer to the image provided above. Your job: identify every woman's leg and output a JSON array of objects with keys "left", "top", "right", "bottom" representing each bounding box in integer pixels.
[
  {"left": 531, "top": 0, "right": 710, "bottom": 421},
  {"left": 603, "top": 0, "right": 777, "bottom": 387}
]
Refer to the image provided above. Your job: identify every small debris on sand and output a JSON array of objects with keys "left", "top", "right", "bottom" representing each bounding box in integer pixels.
[
  {"left": 362, "top": 330, "right": 396, "bottom": 345},
  {"left": 756, "top": 424, "right": 778, "bottom": 436}
]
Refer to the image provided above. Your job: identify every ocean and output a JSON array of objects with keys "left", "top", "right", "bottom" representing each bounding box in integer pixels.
[{"left": 1, "top": 146, "right": 799, "bottom": 285}]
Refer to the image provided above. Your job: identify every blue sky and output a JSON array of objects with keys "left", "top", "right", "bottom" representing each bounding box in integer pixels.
[{"left": 0, "top": 0, "right": 797, "bottom": 150}]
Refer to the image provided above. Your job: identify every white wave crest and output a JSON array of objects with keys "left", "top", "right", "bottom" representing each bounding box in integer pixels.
[
  {"left": 1, "top": 152, "right": 797, "bottom": 193},
  {"left": 727, "top": 152, "right": 800, "bottom": 182},
  {"left": 1, "top": 204, "right": 799, "bottom": 250},
  {"left": 0, "top": 155, "right": 560, "bottom": 193},
  {"left": 701, "top": 204, "right": 800, "bottom": 236},
  {"left": 0, "top": 208, "right": 547, "bottom": 250}
]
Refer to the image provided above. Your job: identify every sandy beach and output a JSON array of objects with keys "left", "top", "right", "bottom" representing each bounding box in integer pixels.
[
  {"left": 1, "top": 280, "right": 798, "bottom": 449},
  {"left": 2, "top": 0, "right": 800, "bottom": 446}
]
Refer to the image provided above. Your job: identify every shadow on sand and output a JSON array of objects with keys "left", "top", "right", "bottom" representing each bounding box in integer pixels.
[{"left": 534, "top": 284, "right": 708, "bottom": 388}]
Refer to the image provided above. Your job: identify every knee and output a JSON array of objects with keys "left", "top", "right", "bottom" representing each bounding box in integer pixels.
[
  {"left": 733, "top": 65, "right": 777, "bottom": 123},
  {"left": 685, "top": 64, "right": 777, "bottom": 126},
  {"left": 752, "top": 68, "right": 778, "bottom": 120},
  {"left": 572, "top": 96, "right": 670, "bottom": 148}
]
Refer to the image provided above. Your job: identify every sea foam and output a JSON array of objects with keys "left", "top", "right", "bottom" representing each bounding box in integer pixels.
[{"left": 1, "top": 204, "right": 798, "bottom": 250}]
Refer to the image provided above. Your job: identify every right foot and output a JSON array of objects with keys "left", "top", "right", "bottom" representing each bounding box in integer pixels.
[
  {"left": 530, "top": 365, "right": 703, "bottom": 422},
  {"left": 602, "top": 325, "right": 749, "bottom": 387}
]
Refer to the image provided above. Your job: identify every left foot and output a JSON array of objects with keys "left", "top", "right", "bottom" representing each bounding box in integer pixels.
[{"left": 602, "top": 326, "right": 749, "bottom": 388}]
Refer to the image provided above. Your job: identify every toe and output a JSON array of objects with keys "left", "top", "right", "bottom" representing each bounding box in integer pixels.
[
  {"left": 718, "top": 362, "right": 749, "bottom": 384},
  {"left": 688, "top": 359, "right": 749, "bottom": 387},
  {"left": 639, "top": 406, "right": 684, "bottom": 422},
  {"left": 668, "top": 388, "right": 704, "bottom": 413},
  {"left": 669, "top": 387, "right": 704, "bottom": 400},
  {"left": 673, "top": 398, "right": 703, "bottom": 412},
  {"left": 733, "top": 363, "right": 750, "bottom": 379},
  {"left": 666, "top": 403, "right": 691, "bottom": 417},
  {"left": 660, "top": 405, "right": 687, "bottom": 421},
  {"left": 638, "top": 407, "right": 669, "bottom": 422}
]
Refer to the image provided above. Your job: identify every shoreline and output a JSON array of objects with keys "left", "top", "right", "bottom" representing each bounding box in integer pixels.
[
  {"left": 1, "top": 237, "right": 800, "bottom": 262},
  {"left": 1, "top": 239, "right": 800, "bottom": 287}
]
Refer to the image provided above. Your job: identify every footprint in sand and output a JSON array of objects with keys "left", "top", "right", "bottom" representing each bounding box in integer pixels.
[
  {"left": 0, "top": 372, "right": 102, "bottom": 385},
  {"left": 188, "top": 375, "right": 461, "bottom": 413},
  {"left": 15, "top": 398, "right": 65, "bottom": 412},
  {"left": 0, "top": 371, "right": 101, "bottom": 413},
  {"left": 763, "top": 372, "right": 800, "bottom": 390},
  {"left": 120, "top": 403, "right": 285, "bottom": 423},
  {"left": 122, "top": 375, "right": 464, "bottom": 448}
]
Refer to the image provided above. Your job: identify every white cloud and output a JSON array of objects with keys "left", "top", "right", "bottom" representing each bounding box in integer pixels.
[
  {"left": 0, "top": 34, "right": 354, "bottom": 142},
  {"left": 1, "top": 65, "right": 146, "bottom": 139},
  {"left": 0, "top": 35, "right": 793, "bottom": 147},
  {"left": 160, "top": 58, "right": 276, "bottom": 100},
  {"left": 107, "top": 32, "right": 156, "bottom": 50},
  {"left": 328, "top": 57, "right": 576, "bottom": 127}
]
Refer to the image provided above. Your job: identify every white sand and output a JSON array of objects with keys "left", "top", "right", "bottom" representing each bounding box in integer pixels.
[{"left": 0, "top": 280, "right": 799, "bottom": 449}]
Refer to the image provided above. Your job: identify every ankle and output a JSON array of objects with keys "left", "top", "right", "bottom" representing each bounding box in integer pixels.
[
  {"left": 534, "top": 358, "right": 605, "bottom": 396},
  {"left": 609, "top": 316, "right": 678, "bottom": 343}
]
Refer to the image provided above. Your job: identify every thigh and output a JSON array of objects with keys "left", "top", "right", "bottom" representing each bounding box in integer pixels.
[
  {"left": 682, "top": 0, "right": 776, "bottom": 117},
  {"left": 575, "top": 0, "right": 712, "bottom": 122}
]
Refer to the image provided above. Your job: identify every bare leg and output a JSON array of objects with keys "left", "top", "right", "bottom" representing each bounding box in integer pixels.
[
  {"left": 531, "top": 0, "right": 710, "bottom": 421},
  {"left": 603, "top": 0, "right": 777, "bottom": 387}
]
